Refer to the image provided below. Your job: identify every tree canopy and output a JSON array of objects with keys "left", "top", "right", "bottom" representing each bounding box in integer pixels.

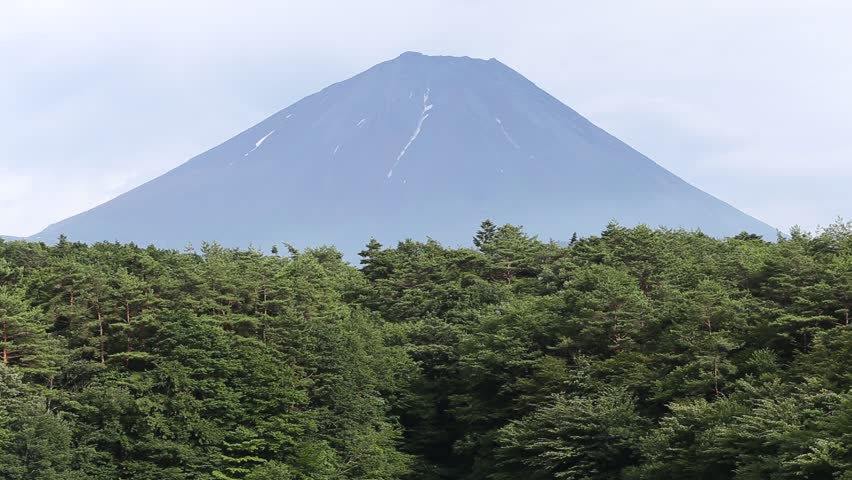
[{"left": 0, "top": 220, "right": 850, "bottom": 479}]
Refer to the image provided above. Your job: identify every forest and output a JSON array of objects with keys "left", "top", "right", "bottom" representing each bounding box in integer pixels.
[{"left": 0, "top": 221, "right": 850, "bottom": 479}]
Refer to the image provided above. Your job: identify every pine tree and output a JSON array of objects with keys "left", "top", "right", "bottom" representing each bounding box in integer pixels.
[
  {"left": 473, "top": 220, "right": 497, "bottom": 250},
  {"left": 0, "top": 287, "right": 57, "bottom": 379},
  {"left": 488, "top": 224, "right": 539, "bottom": 284},
  {"left": 494, "top": 388, "right": 643, "bottom": 480},
  {"left": 358, "top": 239, "right": 387, "bottom": 281},
  {"left": 569, "top": 232, "right": 579, "bottom": 245},
  {"left": 359, "top": 239, "right": 383, "bottom": 265}
]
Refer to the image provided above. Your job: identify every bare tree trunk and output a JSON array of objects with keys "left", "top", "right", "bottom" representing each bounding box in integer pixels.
[
  {"left": 2, "top": 319, "right": 7, "bottom": 364},
  {"left": 125, "top": 301, "right": 132, "bottom": 366},
  {"left": 97, "top": 305, "right": 105, "bottom": 363},
  {"left": 713, "top": 357, "right": 720, "bottom": 397}
]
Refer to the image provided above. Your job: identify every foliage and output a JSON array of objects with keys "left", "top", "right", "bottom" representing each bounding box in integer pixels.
[{"left": 0, "top": 221, "right": 851, "bottom": 479}]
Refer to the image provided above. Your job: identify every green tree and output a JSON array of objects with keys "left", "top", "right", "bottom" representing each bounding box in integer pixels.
[
  {"left": 473, "top": 220, "right": 497, "bottom": 250},
  {"left": 494, "top": 388, "right": 644, "bottom": 480}
]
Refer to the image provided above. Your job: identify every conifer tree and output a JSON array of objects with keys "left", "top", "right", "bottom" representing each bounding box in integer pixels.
[{"left": 473, "top": 220, "right": 497, "bottom": 250}]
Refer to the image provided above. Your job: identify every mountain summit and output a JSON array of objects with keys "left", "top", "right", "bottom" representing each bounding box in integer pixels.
[{"left": 32, "top": 52, "right": 777, "bottom": 252}]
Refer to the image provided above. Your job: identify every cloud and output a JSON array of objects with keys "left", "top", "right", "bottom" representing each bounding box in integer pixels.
[{"left": 0, "top": 169, "right": 33, "bottom": 206}]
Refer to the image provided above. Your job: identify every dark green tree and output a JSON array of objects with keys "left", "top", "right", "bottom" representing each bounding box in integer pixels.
[{"left": 473, "top": 220, "right": 497, "bottom": 250}]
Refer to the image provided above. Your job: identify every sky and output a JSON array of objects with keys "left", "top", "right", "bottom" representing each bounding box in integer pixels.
[{"left": 1, "top": 0, "right": 850, "bottom": 237}]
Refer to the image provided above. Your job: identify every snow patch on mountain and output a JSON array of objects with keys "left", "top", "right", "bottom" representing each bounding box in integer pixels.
[
  {"left": 244, "top": 130, "right": 275, "bottom": 156},
  {"left": 388, "top": 89, "right": 433, "bottom": 179},
  {"left": 496, "top": 118, "right": 520, "bottom": 149}
]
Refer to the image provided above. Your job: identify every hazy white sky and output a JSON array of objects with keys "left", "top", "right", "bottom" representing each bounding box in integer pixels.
[{"left": 2, "top": 0, "right": 850, "bottom": 236}]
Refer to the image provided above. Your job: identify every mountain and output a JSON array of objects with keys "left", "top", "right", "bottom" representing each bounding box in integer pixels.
[
  {"left": 31, "top": 52, "right": 777, "bottom": 254},
  {"left": 1, "top": 235, "right": 21, "bottom": 242}
]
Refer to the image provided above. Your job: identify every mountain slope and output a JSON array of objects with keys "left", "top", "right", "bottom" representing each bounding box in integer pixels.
[{"left": 32, "top": 52, "right": 777, "bottom": 253}]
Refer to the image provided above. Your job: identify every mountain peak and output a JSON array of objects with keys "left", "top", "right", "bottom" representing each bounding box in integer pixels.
[
  {"left": 396, "top": 50, "right": 425, "bottom": 59},
  {"left": 390, "top": 51, "right": 498, "bottom": 67},
  {"left": 31, "top": 54, "right": 777, "bottom": 253}
]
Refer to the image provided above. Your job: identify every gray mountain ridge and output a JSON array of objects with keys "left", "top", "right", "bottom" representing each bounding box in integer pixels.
[{"left": 31, "top": 51, "right": 778, "bottom": 255}]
